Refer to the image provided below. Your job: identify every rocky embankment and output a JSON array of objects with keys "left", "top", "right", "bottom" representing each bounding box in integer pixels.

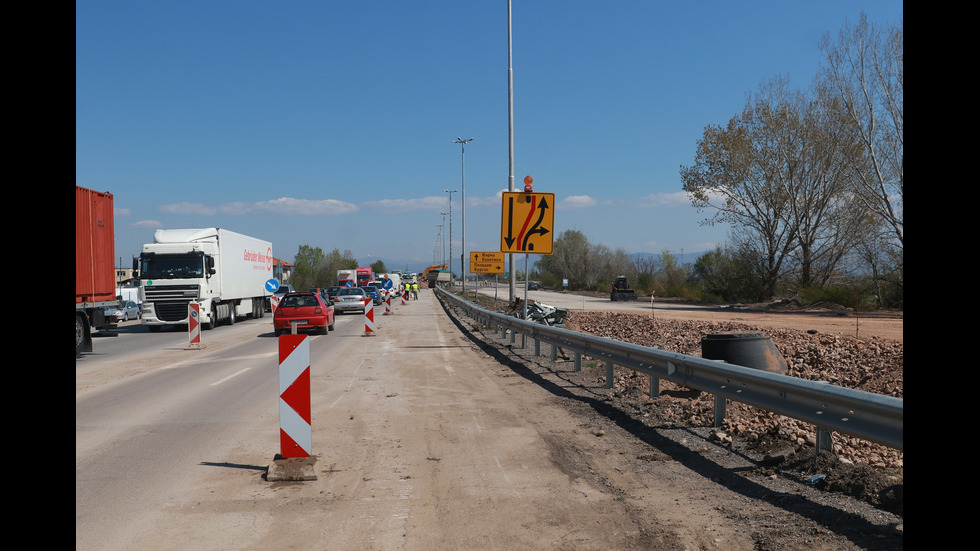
[{"left": 565, "top": 311, "right": 903, "bottom": 469}]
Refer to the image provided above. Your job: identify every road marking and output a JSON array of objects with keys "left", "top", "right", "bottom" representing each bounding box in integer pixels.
[{"left": 210, "top": 368, "right": 251, "bottom": 386}]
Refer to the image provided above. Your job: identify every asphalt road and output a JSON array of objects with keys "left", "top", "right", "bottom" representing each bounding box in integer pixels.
[{"left": 78, "top": 292, "right": 700, "bottom": 549}]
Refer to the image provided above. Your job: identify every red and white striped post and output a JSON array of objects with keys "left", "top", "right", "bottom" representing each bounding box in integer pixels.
[
  {"left": 187, "top": 302, "right": 203, "bottom": 349},
  {"left": 401, "top": 289, "right": 408, "bottom": 305},
  {"left": 363, "top": 298, "right": 375, "bottom": 336},
  {"left": 383, "top": 293, "right": 391, "bottom": 315},
  {"left": 270, "top": 294, "right": 280, "bottom": 313},
  {"left": 278, "top": 334, "right": 311, "bottom": 458}
]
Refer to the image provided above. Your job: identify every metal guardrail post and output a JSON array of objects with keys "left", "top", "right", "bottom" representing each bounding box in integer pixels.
[
  {"left": 605, "top": 361, "right": 614, "bottom": 389},
  {"left": 714, "top": 396, "right": 726, "bottom": 428}
]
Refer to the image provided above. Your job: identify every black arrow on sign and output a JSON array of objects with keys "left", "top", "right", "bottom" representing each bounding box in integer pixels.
[
  {"left": 522, "top": 195, "right": 551, "bottom": 251},
  {"left": 504, "top": 196, "right": 517, "bottom": 248}
]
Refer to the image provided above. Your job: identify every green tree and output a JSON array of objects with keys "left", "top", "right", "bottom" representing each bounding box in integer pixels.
[
  {"left": 292, "top": 245, "right": 326, "bottom": 291},
  {"left": 370, "top": 260, "right": 387, "bottom": 275}
]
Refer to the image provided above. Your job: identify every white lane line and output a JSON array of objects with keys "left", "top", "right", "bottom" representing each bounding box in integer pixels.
[{"left": 210, "top": 368, "right": 251, "bottom": 386}]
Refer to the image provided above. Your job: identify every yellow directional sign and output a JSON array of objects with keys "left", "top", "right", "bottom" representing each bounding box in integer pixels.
[
  {"left": 500, "top": 192, "right": 555, "bottom": 254},
  {"left": 470, "top": 251, "right": 505, "bottom": 273}
]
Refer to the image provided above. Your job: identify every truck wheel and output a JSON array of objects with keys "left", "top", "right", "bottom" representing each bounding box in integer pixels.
[{"left": 75, "top": 315, "right": 86, "bottom": 358}]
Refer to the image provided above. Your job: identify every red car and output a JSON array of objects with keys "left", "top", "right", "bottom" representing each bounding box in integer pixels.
[{"left": 273, "top": 292, "right": 335, "bottom": 336}]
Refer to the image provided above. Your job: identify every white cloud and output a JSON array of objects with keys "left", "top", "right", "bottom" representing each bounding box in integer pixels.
[
  {"left": 133, "top": 219, "right": 162, "bottom": 228},
  {"left": 559, "top": 195, "right": 598, "bottom": 208},
  {"left": 254, "top": 197, "right": 359, "bottom": 215},
  {"left": 363, "top": 196, "right": 447, "bottom": 211}
]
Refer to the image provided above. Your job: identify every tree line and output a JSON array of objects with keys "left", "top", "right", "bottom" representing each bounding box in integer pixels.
[
  {"left": 288, "top": 246, "right": 388, "bottom": 291},
  {"left": 536, "top": 14, "right": 902, "bottom": 310}
]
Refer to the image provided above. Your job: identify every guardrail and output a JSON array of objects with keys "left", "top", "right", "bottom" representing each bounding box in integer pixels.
[{"left": 436, "top": 287, "right": 903, "bottom": 452}]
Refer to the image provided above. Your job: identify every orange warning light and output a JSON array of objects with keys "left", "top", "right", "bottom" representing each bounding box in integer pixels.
[{"left": 523, "top": 175, "right": 533, "bottom": 192}]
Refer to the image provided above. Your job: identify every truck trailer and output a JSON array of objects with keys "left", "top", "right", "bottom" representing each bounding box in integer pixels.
[
  {"left": 76, "top": 186, "right": 120, "bottom": 357},
  {"left": 135, "top": 228, "right": 273, "bottom": 331}
]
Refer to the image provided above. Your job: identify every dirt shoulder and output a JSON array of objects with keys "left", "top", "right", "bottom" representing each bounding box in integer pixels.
[{"left": 444, "top": 288, "right": 903, "bottom": 549}]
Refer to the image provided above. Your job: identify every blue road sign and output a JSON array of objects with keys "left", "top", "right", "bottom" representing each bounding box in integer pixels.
[{"left": 265, "top": 279, "right": 280, "bottom": 293}]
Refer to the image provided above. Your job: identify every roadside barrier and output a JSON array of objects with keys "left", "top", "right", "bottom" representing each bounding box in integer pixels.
[
  {"left": 186, "top": 302, "right": 203, "bottom": 349},
  {"left": 435, "top": 287, "right": 903, "bottom": 452},
  {"left": 278, "top": 334, "right": 312, "bottom": 458},
  {"left": 363, "top": 298, "right": 375, "bottom": 336},
  {"left": 384, "top": 294, "right": 391, "bottom": 315}
]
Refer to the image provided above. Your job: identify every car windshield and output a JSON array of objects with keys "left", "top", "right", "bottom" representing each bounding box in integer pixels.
[
  {"left": 280, "top": 294, "right": 320, "bottom": 308},
  {"left": 339, "top": 288, "right": 364, "bottom": 296}
]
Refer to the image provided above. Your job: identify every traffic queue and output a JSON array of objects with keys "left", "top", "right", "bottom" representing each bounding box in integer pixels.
[{"left": 272, "top": 273, "right": 419, "bottom": 336}]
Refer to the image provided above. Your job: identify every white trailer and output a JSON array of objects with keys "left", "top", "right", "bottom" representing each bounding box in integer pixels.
[{"left": 135, "top": 228, "right": 274, "bottom": 331}]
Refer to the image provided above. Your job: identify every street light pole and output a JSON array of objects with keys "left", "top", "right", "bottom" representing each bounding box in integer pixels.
[
  {"left": 507, "top": 0, "right": 516, "bottom": 302},
  {"left": 436, "top": 224, "right": 443, "bottom": 265},
  {"left": 453, "top": 137, "right": 474, "bottom": 296},
  {"left": 443, "top": 189, "right": 457, "bottom": 284},
  {"left": 439, "top": 212, "right": 448, "bottom": 266}
]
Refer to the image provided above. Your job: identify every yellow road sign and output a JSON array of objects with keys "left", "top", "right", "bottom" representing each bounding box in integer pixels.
[
  {"left": 500, "top": 192, "right": 554, "bottom": 254},
  {"left": 470, "top": 251, "right": 505, "bottom": 273}
]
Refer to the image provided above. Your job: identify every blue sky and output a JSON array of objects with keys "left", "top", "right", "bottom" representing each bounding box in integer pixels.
[{"left": 76, "top": 1, "right": 902, "bottom": 275}]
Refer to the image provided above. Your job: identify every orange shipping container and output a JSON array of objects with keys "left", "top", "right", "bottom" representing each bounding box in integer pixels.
[{"left": 76, "top": 186, "right": 116, "bottom": 305}]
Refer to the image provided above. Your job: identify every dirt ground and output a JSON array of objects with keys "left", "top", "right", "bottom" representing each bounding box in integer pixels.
[{"left": 451, "top": 288, "right": 903, "bottom": 550}]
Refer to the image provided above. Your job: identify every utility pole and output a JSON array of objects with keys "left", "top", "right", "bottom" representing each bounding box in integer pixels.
[{"left": 453, "top": 137, "right": 473, "bottom": 296}]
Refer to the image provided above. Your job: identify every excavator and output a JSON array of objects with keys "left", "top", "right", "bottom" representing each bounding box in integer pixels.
[
  {"left": 422, "top": 264, "right": 449, "bottom": 288},
  {"left": 610, "top": 275, "right": 638, "bottom": 301}
]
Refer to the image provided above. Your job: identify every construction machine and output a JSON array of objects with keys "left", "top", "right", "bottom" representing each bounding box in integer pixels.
[
  {"left": 422, "top": 264, "right": 449, "bottom": 288},
  {"left": 610, "top": 275, "right": 638, "bottom": 301}
]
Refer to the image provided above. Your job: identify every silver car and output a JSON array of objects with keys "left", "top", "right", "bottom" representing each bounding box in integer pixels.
[
  {"left": 333, "top": 287, "right": 368, "bottom": 313},
  {"left": 110, "top": 300, "right": 141, "bottom": 321}
]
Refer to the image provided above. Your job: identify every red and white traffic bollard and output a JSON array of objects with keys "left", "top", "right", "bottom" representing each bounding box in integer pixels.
[
  {"left": 278, "top": 334, "right": 312, "bottom": 458},
  {"left": 187, "top": 302, "right": 203, "bottom": 349},
  {"left": 384, "top": 294, "right": 391, "bottom": 315},
  {"left": 363, "top": 298, "right": 375, "bottom": 336}
]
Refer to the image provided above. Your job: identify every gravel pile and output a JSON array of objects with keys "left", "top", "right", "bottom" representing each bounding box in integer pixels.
[{"left": 564, "top": 311, "right": 904, "bottom": 470}]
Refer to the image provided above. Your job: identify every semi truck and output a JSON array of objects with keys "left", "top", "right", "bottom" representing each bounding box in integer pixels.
[
  {"left": 76, "top": 186, "right": 120, "bottom": 358},
  {"left": 355, "top": 267, "right": 374, "bottom": 286},
  {"left": 338, "top": 269, "right": 357, "bottom": 287},
  {"left": 134, "top": 228, "right": 273, "bottom": 331}
]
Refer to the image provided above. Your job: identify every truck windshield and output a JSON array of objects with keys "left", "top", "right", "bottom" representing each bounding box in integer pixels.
[{"left": 140, "top": 253, "right": 206, "bottom": 279}]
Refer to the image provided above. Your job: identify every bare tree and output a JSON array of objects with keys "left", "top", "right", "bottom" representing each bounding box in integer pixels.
[
  {"left": 681, "top": 91, "right": 800, "bottom": 299},
  {"left": 819, "top": 13, "right": 903, "bottom": 249}
]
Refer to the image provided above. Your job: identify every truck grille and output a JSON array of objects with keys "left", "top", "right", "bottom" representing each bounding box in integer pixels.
[
  {"left": 154, "top": 301, "right": 193, "bottom": 322},
  {"left": 145, "top": 285, "right": 200, "bottom": 322}
]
